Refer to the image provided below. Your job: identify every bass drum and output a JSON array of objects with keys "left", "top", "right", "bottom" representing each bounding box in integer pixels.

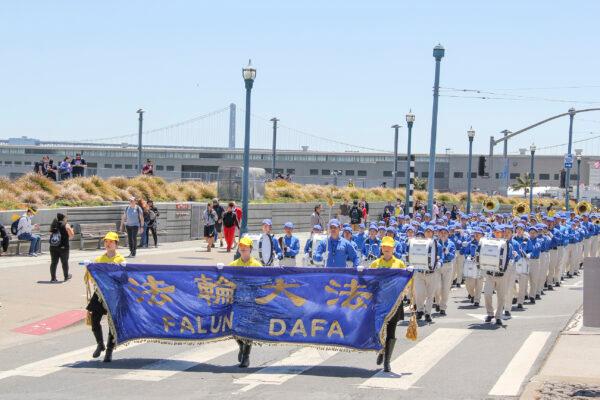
[
  {"left": 515, "top": 258, "right": 529, "bottom": 275},
  {"left": 311, "top": 234, "right": 328, "bottom": 266},
  {"left": 462, "top": 259, "right": 480, "bottom": 279},
  {"left": 259, "top": 234, "right": 274, "bottom": 266}
]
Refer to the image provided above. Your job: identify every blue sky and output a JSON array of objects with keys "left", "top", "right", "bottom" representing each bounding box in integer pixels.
[{"left": 1, "top": 1, "right": 599, "bottom": 155}]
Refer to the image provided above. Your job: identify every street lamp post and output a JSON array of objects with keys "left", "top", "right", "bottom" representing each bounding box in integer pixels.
[
  {"left": 137, "top": 109, "right": 144, "bottom": 174},
  {"left": 405, "top": 111, "right": 415, "bottom": 215},
  {"left": 565, "top": 107, "right": 576, "bottom": 211},
  {"left": 576, "top": 149, "right": 583, "bottom": 202},
  {"left": 427, "top": 44, "right": 445, "bottom": 212},
  {"left": 270, "top": 118, "right": 279, "bottom": 180},
  {"left": 392, "top": 124, "right": 400, "bottom": 189},
  {"left": 529, "top": 144, "right": 536, "bottom": 212},
  {"left": 241, "top": 60, "right": 256, "bottom": 235},
  {"left": 466, "top": 127, "right": 475, "bottom": 214}
]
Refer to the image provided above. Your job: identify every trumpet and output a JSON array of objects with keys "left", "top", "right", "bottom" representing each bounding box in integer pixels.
[
  {"left": 576, "top": 200, "right": 592, "bottom": 215},
  {"left": 482, "top": 197, "right": 500, "bottom": 213},
  {"left": 513, "top": 202, "right": 530, "bottom": 216}
]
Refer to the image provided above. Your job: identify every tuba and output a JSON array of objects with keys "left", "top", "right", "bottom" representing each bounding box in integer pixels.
[
  {"left": 576, "top": 200, "right": 592, "bottom": 215},
  {"left": 513, "top": 202, "right": 530, "bottom": 216},
  {"left": 482, "top": 197, "right": 500, "bottom": 213}
]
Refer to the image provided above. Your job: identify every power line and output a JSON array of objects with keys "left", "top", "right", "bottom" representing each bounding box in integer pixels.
[
  {"left": 439, "top": 87, "right": 600, "bottom": 104},
  {"left": 536, "top": 133, "right": 600, "bottom": 151}
]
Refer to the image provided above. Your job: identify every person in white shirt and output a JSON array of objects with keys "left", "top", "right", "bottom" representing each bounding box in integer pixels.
[{"left": 17, "top": 207, "right": 41, "bottom": 256}]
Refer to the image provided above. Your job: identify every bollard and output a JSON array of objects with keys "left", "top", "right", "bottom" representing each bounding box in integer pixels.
[{"left": 583, "top": 257, "right": 600, "bottom": 327}]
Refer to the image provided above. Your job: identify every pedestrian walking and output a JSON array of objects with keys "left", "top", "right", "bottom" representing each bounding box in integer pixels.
[
  {"left": 138, "top": 199, "right": 150, "bottom": 248},
  {"left": 48, "top": 213, "right": 74, "bottom": 282},
  {"left": 145, "top": 200, "right": 159, "bottom": 247},
  {"left": 203, "top": 202, "right": 218, "bottom": 252},
  {"left": 310, "top": 204, "right": 323, "bottom": 229},
  {"left": 120, "top": 197, "right": 144, "bottom": 258},
  {"left": 212, "top": 198, "right": 225, "bottom": 248},
  {"left": 222, "top": 202, "right": 239, "bottom": 252},
  {"left": 0, "top": 224, "right": 9, "bottom": 256}
]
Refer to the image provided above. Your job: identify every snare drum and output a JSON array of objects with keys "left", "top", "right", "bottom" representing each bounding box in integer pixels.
[{"left": 462, "top": 259, "right": 480, "bottom": 279}]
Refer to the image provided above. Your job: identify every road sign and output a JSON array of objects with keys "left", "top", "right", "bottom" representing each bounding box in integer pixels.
[{"left": 564, "top": 154, "right": 573, "bottom": 169}]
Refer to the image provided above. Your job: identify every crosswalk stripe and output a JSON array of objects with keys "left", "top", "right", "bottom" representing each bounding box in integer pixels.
[
  {"left": 233, "top": 347, "right": 337, "bottom": 393},
  {"left": 359, "top": 328, "right": 471, "bottom": 390},
  {"left": 0, "top": 343, "right": 140, "bottom": 380},
  {"left": 115, "top": 341, "right": 238, "bottom": 381},
  {"left": 488, "top": 331, "right": 551, "bottom": 396}
]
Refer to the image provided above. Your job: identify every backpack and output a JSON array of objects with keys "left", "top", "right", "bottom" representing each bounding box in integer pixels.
[
  {"left": 49, "top": 231, "right": 62, "bottom": 247},
  {"left": 10, "top": 218, "right": 20, "bottom": 235},
  {"left": 350, "top": 207, "right": 361, "bottom": 223},
  {"left": 147, "top": 209, "right": 157, "bottom": 226}
]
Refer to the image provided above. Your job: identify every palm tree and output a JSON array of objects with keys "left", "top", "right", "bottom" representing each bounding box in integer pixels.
[
  {"left": 511, "top": 175, "right": 536, "bottom": 198},
  {"left": 414, "top": 177, "right": 427, "bottom": 191}
]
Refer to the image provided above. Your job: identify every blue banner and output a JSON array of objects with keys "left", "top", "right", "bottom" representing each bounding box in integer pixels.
[{"left": 86, "top": 264, "right": 413, "bottom": 352}]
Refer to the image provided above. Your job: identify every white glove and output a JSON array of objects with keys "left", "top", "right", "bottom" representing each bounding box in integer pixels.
[
  {"left": 120, "top": 261, "right": 127, "bottom": 267},
  {"left": 512, "top": 251, "right": 518, "bottom": 258},
  {"left": 356, "top": 265, "right": 365, "bottom": 272},
  {"left": 406, "top": 266, "right": 414, "bottom": 272},
  {"left": 82, "top": 259, "right": 91, "bottom": 266},
  {"left": 466, "top": 256, "right": 472, "bottom": 261},
  {"left": 526, "top": 254, "right": 531, "bottom": 259},
  {"left": 435, "top": 262, "right": 442, "bottom": 268},
  {"left": 216, "top": 263, "right": 224, "bottom": 270}
]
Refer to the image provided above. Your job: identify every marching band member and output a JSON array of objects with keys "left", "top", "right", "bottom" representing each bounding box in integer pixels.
[
  {"left": 464, "top": 228, "right": 484, "bottom": 307},
  {"left": 362, "top": 224, "right": 381, "bottom": 261},
  {"left": 502, "top": 224, "right": 519, "bottom": 317},
  {"left": 229, "top": 237, "right": 262, "bottom": 368},
  {"left": 303, "top": 224, "right": 323, "bottom": 262},
  {"left": 369, "top": 236, "right": 408, "bottom": 372},
  {"left": 353, "top": 223, "right": 367, "bottom": 254},
  {"left": 514, "top": 224, "right": 532, "bottom": 309},
  {"left": 280, "top": 222, "right": 300, "bottom": 267},
  {"left": 451, "top": 224, "right": 466, "bottom": 288},
  {"left": 261, "top": 219, "right": 283, "bottom": 263},
  {"left": 526, "top": 226, "right": 542, "bottom": 304},
  {"left": 436, "top": 226, "right": 456, "bottom": 316},
  {"left": 86, "top": 232, "right": 126, "bottom": 363},
  {"left": 385, "top": 227, "right": 405, "bottom": 259},
  {"left": 314, "top": 219, "right": 360, "bottom": 268},
  {"left": 413, "top": 226, "right": 442, "bottom": 323},
  {"left": 546, "top": 217, "right": 560, "bottom": 290},
  {"left": 538, "top": 223, "right": 551, "bottom": 297},
  {"left": 484, "top": 225, "right": 515, "bottom": 325}
]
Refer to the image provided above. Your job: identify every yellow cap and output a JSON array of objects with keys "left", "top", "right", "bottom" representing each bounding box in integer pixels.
[
  {"left": 103, "top": 231, "right": 120, "bottom": 242},
  {"left": 381, "top": 236, "right": 395, "bottom": 248},
  {"left": 239, "top": 237, "right": 253, "bottom": 248}
]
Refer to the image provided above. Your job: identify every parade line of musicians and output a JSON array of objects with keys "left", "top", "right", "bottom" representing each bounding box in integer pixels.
[{"left": 87, "top": 209, "right": 591, "bottom": 372}]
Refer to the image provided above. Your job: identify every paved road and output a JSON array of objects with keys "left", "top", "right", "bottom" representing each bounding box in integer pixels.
[{"left": 0, "top": 241, "right": 584, "bottom": 400}]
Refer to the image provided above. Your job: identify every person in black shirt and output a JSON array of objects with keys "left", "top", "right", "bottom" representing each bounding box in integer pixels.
[
  {"left": 145, "top": 200, "right": 160, "bottom": 247},
  {"left": 49, "top": 213, "right": 74, "bottom": 282},
  {"left": 34, "top": 156, "right": 49, "bottom": 175},
  {"left": 222, "top": 202, "right": 239, "bottom": 252},
  {"left": 0, "top": 225, "right": 9, "bottom": 256},
  {"left": 46, "top": 160, "right": 57, "bottom": 181},
  {"left": 71, "top": 153, "right": 87, "bottom": 177},
  {"left": 212, "top": 198, "right": 225, "bottom": 247}
]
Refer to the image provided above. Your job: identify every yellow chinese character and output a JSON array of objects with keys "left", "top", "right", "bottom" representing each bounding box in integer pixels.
[
  {"left": 128, "top": 275, "right": 175, "bottom": 306},
  {"left": 194, "top": 274, "right": 237, "bottom": 305},
  {"left": 255, "top": 278, "right": 306, "bottom": 307},
  {"left": 325, "top": 279, "right": 372, "bottom": 310}
]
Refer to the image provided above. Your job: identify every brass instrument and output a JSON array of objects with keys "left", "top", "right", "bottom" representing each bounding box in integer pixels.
[
  {"left": 513, "top": 202, "right": 530, "bottom": 216},
  {"left": 576, "top": 200, "right": 592, "bottom": 215},
  {"left": 482, "top": 197, "right": 500, "bottom": 213}
]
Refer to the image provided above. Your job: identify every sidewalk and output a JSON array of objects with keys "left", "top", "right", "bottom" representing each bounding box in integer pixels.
[
  {"left": 0, "top": 233, "right": 312, "bottom": 350},
  {"left": 521, "top": 307, "right": 600, "bottom": 399}
]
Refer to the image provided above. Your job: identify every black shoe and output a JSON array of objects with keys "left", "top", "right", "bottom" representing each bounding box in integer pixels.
[
  {"left": 376, "top": 352, "right": 384, "bottom": 366},
  {"left": 535, "top": 294, "right": 541, "bottom": 300},
  {"left": 424, "top": 314, "right": 432, "bottom": 323},
  {"left": 560, "top": 277, "right": 564, "bottom": 281},
  {"left": 573, "top": 271, "right": 579, "bottom": 276},
  {"left": 555, "top": 282, "right": 560, "bottom": 287},
  {"left": 236, "top": 340, "right": 244, "bottom": 362},
  {"left": 530, "top": 298, "right": 536, "bottom": 304},
  {"left": 435, "top": 304, "right": 440, "bottom": 312},
  {"left": 468, "top": 294, "right": 473, "bottom": 300},
  {"left": 456, "top": 283, "right": 461, "bottom": 288},
  {"left": 473, "top": 302, "right": 479, "bottom": 307},
  {"left": 496, "top": 318, "right": 503, "bottom": 326},
  {"left": 567, "top": 273, "right": 572, "bottom": 278},
  {"left": 547, "top": 286, "right": 554, "bottom": 291},
  {"left": 485, "top": 315, "right": 493, "bottom": 323},
  {"left": 439, "top": 310, "right": 446, "bottom": 316},
  {"left": 504, "top": 311, "right": 511, "bottom": 318},
  {"left": 50, "top": 278, "right": 59, "bottom": 283},
  {"left": 416, "top": 311, "right": 423, "bottom": 320},
  {"left": 64, "top": 274, "right": 72, "bottom": 282},
  {"left": 92, "top": 343, "right": 105, "bottom": 358},
  {"left": 103, "top": 348, "right": 113, "bottom": 362},
  {"left": 541, "top": 290, "right": 545, "bottom": 296},
  {"left": 239, "top": 344, "right": 251, "bottom": 368},
  {"left": 470, "top": 298, "right": 475, "bottom": 304},
  {"left": 517, "top": 304, "right": 523, "bottom": 309},
  {"left": 524, "top": 295, "right": 529, "bottom": 301},
  {"left": 383, "top": 338, "right": 396, "bottom": 373},
  {"left": 512, "top": 297, "right": 517, "bottom": 305}
]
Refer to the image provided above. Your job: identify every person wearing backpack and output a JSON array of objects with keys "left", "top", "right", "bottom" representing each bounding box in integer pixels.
[
  {"left": 15, "top": 207, "right": 41, "bottom": 256},
  {"left": 349, "top": 200, "right": 362, "bottom": 232},
  {"left": 48, "top": 213, "right": 74, "bottom": 282},
  {"left": 120, "top": 197, "right": 144, "bottom": 258}
]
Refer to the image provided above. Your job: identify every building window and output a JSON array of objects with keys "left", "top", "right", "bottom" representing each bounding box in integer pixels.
[
  {"left": 539, "top": 173, "right": 550, "bottom": 180},
  {"left": 24, "top": 161, "right": 32, "bottom": 166},
  {"left": 286, "top": 168, "right": 295, "bottom": 174},
  {"left": 509, "top": 173, "right": 520, "bottom": 179},
  {"left": 125, "top": 164, "right": 133, "bottom": 170},
  {"left": 322, "top": 169, "right": 330, "bottom": 176},
  {"left": 383, "top": 171, "right": 392, "bottom": 177},
  {"left": 397, "top": 171, "right": 405, "bottom": 177},
  {"left": 422, "top": 172, "right": 428, "bottom": 178},
  {"left": 156, "top": 165, "right": 164, "bottom": 171},
  {"left": 4, "top": 161, "right": 12, "bottom": 165},
  {"left": 570, "top": 174, "right": 578, "bottom": 180},
  {"left": 471, "top": 172, "right": 477, "bottom": 178},
  {"left": 434, "top": 171, "right": 444, "bottom": 178},
  {"left": 554, "top": 173, "right": 559, "bottom": 180},
  {"left": 453, "top": 172, "right": 463, "bottom": 178},
  {"left": 310, "top": 169, "right": 318, "bottom": 176},
  {"left": 357, "top": 170, "right": 367, "bottom": 177},
  {"left": 345, "top": 170, "right": 354, "bottom": 176},
  {"left": 495, "top": 173, "right": 500, "bottom": 179},
  {"left": 104, "top": 164, "right": 112, "bottom": 169},
  {"left": 166, "top": 166, "right": 175, "bottom": 172},
  {"left": 114, "top": 164, "right": 122, "bottom": 169}
]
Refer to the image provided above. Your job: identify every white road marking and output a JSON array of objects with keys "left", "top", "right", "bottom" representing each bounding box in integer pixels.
[
  {"left": 0, "top": 343, "right": 140, "bottom": 380},
  {"left": 233, "top": 347, "right": 337, "bottom": 393},
  {"left": 467, "top": 313, "right": 571, "bottom": 321},
  {"left": 359, "top": 328, "right": 471, "bottom": 390},
  {"left": 488, "top": 331, "right": 551, "bottom": 396},
  {"left": 115, "top": 341, "right": 238, "bottom": 381}
]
